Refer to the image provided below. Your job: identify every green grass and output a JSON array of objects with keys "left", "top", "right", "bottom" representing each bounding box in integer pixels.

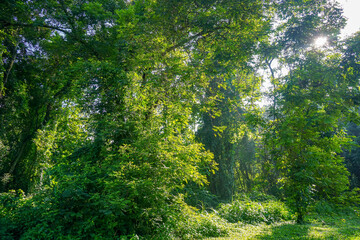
[{"left": 206, "top": 209, "right": 360, "bottom": 240}]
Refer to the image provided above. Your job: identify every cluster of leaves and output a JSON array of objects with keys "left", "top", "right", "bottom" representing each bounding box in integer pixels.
[
  {"left": 0, "top": 188, "right": 296, "bottom": 239},
  {"left": 217, "top": 197, "right": 294, "bottom": 224},
  {"left": 0, "top": 176, "right": 140, "bottom": 239},
  {"left": 170, "top": 198, "right": 230, "bottom": 240}
]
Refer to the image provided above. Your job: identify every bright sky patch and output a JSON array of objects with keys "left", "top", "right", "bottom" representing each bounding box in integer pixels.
[{"left": 314, "top": 37, "right": 328, "bottom": 48}]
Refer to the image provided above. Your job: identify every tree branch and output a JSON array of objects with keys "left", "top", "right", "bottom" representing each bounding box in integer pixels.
[{"left": 0, "top": 20, "right": 71, "bottom": 34}]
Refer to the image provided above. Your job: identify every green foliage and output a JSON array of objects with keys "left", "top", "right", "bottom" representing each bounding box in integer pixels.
[
  {"left": 1, "top": 0, "right": 360, "bottom": 238},
  {"left": 0, "top": 165, "right": 156, "bottom": 239},
  {"left": 171, "top": 200, "right": 229, "bottom": 240},
  {"left": 312, "top": 200, "right": 335, "bottom": 215},
  {"left": 197, "top": 72, "right": 261, "bottom": 200},
  {"left": 0, "top": 189, "right": 228, "bottom": 240},
  {"left": 260, "top": 48, "right": 360, "bottom": 222},
  {"left": 217, "top": 197, "right": 293, "bottom": 224}
]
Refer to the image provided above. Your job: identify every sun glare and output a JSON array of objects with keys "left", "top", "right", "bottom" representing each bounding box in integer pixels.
[{"left": 314, "top": 37, "right": 328, "bottom": 48}]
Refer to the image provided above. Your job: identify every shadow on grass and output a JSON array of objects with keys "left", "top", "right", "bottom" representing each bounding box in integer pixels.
[
  {"left": 333, "top": 217, "right": 360, "bottom": 239},
  {"left": 257, "top": 223, "right": 312, "bottom": 240},
  {"left": 257, "top": 214, "right": 360, "bottom": 240}
]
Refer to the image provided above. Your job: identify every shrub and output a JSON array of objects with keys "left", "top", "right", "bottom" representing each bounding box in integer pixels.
[
  {"left": 217, "top": 199, "right": 293, "bottom": 224},
  {"left": 171, "top": 199, "right": 229, "bottom": 239},
  {"left": 313, "top": 200, "right": 335, "bottom": 215},
  {"left": 182, "top": 183, "right": 219, "bottom": 209}
]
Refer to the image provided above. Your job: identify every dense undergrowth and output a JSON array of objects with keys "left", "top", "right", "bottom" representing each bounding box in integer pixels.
[
  {"left": 2, "top": 189, "right": 359, "bottom": 239},
  {"left": 0, "top": 190, "right": 292, "bottom": 240},
  {"left": 208, "top": 205, "right": 360, "bottom": 240},
  {"left": 217, "top": 199, "right": 293, "bottom": 224}
]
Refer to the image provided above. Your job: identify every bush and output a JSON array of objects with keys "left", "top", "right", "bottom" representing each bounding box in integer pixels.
[
  {"left": 0, "top": 190, "right": 31, "bottom": 239},
  {"left": 0, "top": 176, "right": 145, "bottom": 239},
  {"left": 312, "top": 200, "right": 335, "bottom": 215},
  {"left": 217, "top": 198, "right": 293, "bottom": 224},
  {"left": 182, "top": 183, "right": 219, "bottom": 209},
  {"left": 0, "top": 187, "right": 227, "bottom": 240},
  {"left": 171, "top": 199, "right": 229, "bottom": 239}
]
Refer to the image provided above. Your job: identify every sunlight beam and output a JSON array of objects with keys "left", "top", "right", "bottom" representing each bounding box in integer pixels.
[{"left": 314, "top": 37, "right": 328, "bottom": 48}]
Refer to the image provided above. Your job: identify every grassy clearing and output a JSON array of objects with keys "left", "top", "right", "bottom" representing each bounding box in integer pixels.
[
  {"left": 207, "top": 208, "right": 360, "bottom": 240},
  {"left": 172, "top": 195, "right": 294, "bottom": 239}
]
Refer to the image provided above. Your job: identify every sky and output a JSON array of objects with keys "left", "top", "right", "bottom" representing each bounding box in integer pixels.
[{"left": 337, "top": 0, "right": 360, "bottom": 37}]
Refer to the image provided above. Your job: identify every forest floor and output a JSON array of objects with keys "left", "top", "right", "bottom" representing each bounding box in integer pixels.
[{"left": 207, "top": 209, "right": 360, "bottom": 240}]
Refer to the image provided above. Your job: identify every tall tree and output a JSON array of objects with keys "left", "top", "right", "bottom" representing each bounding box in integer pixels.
[
  {"left": 340, "top": 31, "right": 360, "bottom": 189},
  {"left": 197, "top": 70, "right": 261, "bottom": 199},
  {"left": 264, "top": 49, "right": 359, "bottom": 223},
  {"left": 255, "top": 0, "right": 359, "bottom": 222},
  {"left": 0, "top": 0, "right": 281, "bottom": 238}
]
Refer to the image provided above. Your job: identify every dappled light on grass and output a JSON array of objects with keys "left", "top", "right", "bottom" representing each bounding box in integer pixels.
[
  {"left": 308, "top": 225, "right": 338, "bottom": 239},
  {"left": 206, "top": 208, "right": 360, "bottom": 240}
]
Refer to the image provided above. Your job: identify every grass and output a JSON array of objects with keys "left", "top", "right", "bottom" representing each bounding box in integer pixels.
[{"left": 206, "top": 208, "right": 360, "bottom": 240}]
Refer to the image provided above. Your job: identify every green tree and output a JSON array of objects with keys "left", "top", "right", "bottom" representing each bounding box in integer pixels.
[
  {"left": 340, "top": 31, "right": 360, "bottom": 189},
  {"left": 197, "top": 70, "right": 261, "bottom": 199},
  {"left": 256, "top": 0, "right": 350, "bottom": 202},
  {"left": 0, "top": 0, "right": 277, "bottom": 238},
  {"left": 266, "top": 50, "right": 358, "bottom": 223}
]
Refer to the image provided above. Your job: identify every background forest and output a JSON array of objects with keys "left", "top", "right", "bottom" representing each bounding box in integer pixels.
[{"left": 1, "top": 0, "right": 360, "bottom": 239}]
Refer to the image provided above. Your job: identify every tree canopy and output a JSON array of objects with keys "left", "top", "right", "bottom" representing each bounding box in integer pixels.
[{"left": 1, "top": 0, "right": 360, "bottom": 238}]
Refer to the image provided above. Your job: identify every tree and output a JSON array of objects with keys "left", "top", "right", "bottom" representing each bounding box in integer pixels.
[
  {"left": 340, "top": 31, "right": 360, "bottom": 189},
  {"left": 0, "top": 0, "right": 277, "bottom": 238},
  {"left": 265, "top": 49, "right": 358, "bottom": 223},
  {"left": 254, "top": 0, "right": 358, "bottom": 222},
  {"left": 196, "top": 70, "right": 261, "bottom": 199}
]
